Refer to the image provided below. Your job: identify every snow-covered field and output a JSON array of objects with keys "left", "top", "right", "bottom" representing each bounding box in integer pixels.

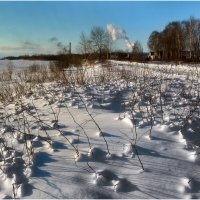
[
  {"left": 0, "top": 60, "right": 50, "bottom": 71},
  {"left": 0, "top": 60, "right": 200, "bottom": 199}
]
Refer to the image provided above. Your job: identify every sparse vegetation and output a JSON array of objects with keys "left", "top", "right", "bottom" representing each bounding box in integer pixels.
[{"left": 1, "top": 58, "right": 200, "bottom": 198}]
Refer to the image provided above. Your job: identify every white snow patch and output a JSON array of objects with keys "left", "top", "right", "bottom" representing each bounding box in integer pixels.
[{"left": 122, "top": 117, "right": 133, "bottom": 127}]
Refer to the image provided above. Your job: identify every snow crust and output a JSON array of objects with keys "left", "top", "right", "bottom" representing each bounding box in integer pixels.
[{"left": 0, "top": 60, "right": 200, "bottom": 199}]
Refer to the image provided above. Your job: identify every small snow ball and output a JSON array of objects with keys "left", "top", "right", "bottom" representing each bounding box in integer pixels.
[
  {"left": 74, "top": 153, "right": 88, "bottom": 162},
  {"left": 124, "top": 143, "right": 135, "bottom": 157},
  {"left": 88, "top": 147, "right": 107, "bottom": 161},
  {"left": 112, "top": 178, "right": 136, "bottom": 192},
  {"left": 93, "top": 169, "right": 118, "bottom": 186}
]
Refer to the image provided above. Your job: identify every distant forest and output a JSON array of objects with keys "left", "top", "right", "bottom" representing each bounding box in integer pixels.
[
  {"left": 148, "top": 16, "right": 200, "bottom": 62},
  {"left": 1, "top": 54, "right": 76, "bottom": 61}
]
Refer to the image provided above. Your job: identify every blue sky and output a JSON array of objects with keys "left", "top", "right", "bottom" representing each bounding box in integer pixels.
[{"left": 1, "top": 1, "right": 200, "bottom": 57}]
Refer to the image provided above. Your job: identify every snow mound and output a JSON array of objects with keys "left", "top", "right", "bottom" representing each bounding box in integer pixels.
[
  {"left": 122, "top": 117, "right": 133, "bottom": 127},
  {"left": 74, "top": 153, "right": 89, "bottom": 162},
  {"left": 96, "top": 131, "right": 103, "bottom": 137},
  {"left": 93, "top": 169, "right": 118, "bottom": 186},
  {"left": 123, "top": 143, "right": 135, "bottom": 157},
  {"left": 88, "top": 147, "right": 108, "bottom": 161},
  {"left": 112, "top": 178, "right": 136, "bottom": 192},
  {"left": 69, "top": 138, "right": 80, "bottom": 144},
  {"left": 145, "top": 134, "right": 152, "bottom": 140},
  {"left": 93, "top": 169, "right": 137, "bottom": 193}
]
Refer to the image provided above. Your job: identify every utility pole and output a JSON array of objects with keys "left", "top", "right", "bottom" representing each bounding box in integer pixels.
[{"left": 69, "top": 42, "right": 71, "bottom": 54}]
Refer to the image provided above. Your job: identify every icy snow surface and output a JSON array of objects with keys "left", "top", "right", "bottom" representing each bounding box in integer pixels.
[{"left": 1, "top": 60, "right": 200, "bottom": 199}]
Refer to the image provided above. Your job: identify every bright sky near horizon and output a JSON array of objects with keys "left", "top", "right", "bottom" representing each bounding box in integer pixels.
[{"left": 1, "top": 1, "right": 200, "bottom": 58}]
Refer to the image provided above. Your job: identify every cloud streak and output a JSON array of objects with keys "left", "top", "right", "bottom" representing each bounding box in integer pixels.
[
  {"left": 49, "top": 37, "right": 58, "bottom": 42},
  {"left": 21, "top": 40, "right": 41, "bottom": 50},
  {"left": 0, "top": 40, "right": 51, "bottom": 56},
  {"left": 48, "top": 36, "right": 67, "bottom": 50}
]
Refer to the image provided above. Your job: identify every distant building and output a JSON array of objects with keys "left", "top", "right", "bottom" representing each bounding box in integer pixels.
[
  {"left": 148, "top": 52, "right": 155, "bottom": 60},
  {"left": 180, "top": 50, "right": 191, "bottom": 60},
  {"left": 110, "top": 54, "right": 118, "bottom": 59},
  {"left": 180, "top": 50, "right": 200, "bottom": 61},
  {"left": 148, "top": 50, "right": 200, "bottom": 61},
  {"left": 148, "top": 51, "right": 163, "bottom": 60}
]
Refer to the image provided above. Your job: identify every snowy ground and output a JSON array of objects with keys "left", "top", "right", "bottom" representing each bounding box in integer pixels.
[
  {"left": 0, "top": 60, "right": 50, "bottom": 71},
  {"left": 0, "top": 60, "right": 200, "bottom": 199}
]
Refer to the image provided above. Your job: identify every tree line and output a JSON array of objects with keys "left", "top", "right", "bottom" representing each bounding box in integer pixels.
[
  {"left": 78, "top": 26, "right": 144, "bottom": 62},
  {"left": 2, "top": 26, "right": 145, "bottom": 66},
  {"left": 2, "top": 26, "right": 145, "bottom": 68},
  {"left": 2, "top": 54, "right": 67, "bottom": 61},
  {"left": 148, "top": 17, "right": 200, "bottom": 62}
]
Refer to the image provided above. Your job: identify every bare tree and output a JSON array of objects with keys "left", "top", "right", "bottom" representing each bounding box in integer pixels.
[
  {"left": 90, "top": 26, "right": 109, "bottom": 61},
  {"left": 148, "top": 31, "right": 160, "bottom": 52},
  {"left": 131, "top": 40, "right": 143, "bottom": 61},
  {"left": 78, "top": 32, "right": 92, "bottom": 59},
  {"left": 184, "top": 17, "right": 200, "bottom": 62},
  {"left": 148, "top": 31, "right": 163, "bottom": 60},
  {"left": 148, "top": 16, "right": 200, "bottom": 62}
]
